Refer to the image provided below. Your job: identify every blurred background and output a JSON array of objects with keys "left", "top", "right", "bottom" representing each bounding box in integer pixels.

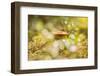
[{"left": 28, "top": 15, "right": 88, "bottom": 60}]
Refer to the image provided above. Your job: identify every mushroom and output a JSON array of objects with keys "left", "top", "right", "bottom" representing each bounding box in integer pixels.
[{"left": 53, "top": 31, "right": 69, "bottom": 36}]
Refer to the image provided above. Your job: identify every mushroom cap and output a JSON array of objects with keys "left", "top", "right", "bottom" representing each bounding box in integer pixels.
[{"left": 53, "top": 31, "right": 68, "bottom": 36}]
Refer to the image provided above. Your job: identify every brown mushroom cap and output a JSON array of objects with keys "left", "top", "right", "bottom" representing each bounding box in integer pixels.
[{"left": 53, "top": 31, "right": 69, "bottom": 36}]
